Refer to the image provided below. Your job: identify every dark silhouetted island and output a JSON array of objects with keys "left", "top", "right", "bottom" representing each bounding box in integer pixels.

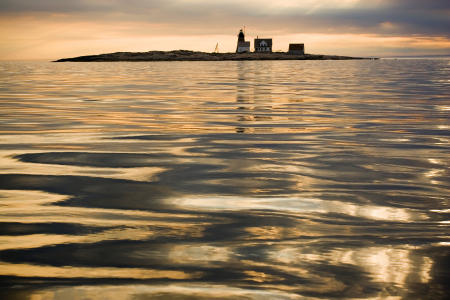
[{"left": 55, "top": 50, "right": 375, "bottom": 62}]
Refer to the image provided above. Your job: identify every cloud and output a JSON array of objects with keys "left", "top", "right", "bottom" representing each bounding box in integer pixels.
[{"left": 0, "top": 0, "right": 448, "bottom": 37}]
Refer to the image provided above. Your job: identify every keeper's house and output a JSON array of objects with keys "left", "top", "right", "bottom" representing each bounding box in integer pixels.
[{"left": 254, "top": 38, "right": 272, "bottom": 53}]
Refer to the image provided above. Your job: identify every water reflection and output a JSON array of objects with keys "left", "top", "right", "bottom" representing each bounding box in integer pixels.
[
  {"left": 0, "top": 60, "right": 449, "bottom": 299},
  {"left": 235, "top": 62, "right": 254, "bottom": 134}
]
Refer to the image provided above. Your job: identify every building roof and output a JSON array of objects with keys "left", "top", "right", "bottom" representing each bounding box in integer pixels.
[
  {"left": 289, "top": 43, "right": 304, "bottom": 51},
  {"left": 254, "top": 38, "right": 273, "bottom": 48}
]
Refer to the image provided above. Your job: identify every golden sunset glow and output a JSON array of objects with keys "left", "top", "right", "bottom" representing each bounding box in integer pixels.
[{"left": 1, "top": 0, "right": 449, "bottom": 60}]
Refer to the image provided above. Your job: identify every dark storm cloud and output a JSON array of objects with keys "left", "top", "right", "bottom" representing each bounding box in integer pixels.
[
  {"left": 0, "top": 0, "right": 172, "bottom": 12},
  {"left": 390, "top": 0, "right": 450, "bottom": 10},
  {"left": 307, "top": 0, "right": 450, "bottom": 36},
  {"left": 0, "top": 0, "right": 449, "bottom": 36}
]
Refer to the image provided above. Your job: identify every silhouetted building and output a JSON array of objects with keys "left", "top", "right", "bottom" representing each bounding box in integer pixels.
[
  {"left": 236, "top": 29, "right": 250, "bottom": 53},
  {"left": 254, "top": 38, "right": 272, "bottom": 53},
  {"left": 288, "top": 43, "right": 305, "bottom": 55}
]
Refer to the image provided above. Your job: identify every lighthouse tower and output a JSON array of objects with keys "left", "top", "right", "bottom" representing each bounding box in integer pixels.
[{"left": 236, "top": 29, "right": 250, "bottom": 53}]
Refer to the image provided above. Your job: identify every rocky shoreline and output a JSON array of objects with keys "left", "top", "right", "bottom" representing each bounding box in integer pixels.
[{"left": 55, "top": 50, "right": 375, "bottom": 62}]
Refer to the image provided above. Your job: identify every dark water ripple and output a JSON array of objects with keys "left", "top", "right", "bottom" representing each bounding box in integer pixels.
[{"left": 0, "top": 59, "right": 449, "bottom": 299}]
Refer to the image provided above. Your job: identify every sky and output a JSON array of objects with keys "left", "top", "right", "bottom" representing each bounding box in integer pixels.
[{"left": 0, "top": 0, "right": 449, "bottom": 60}]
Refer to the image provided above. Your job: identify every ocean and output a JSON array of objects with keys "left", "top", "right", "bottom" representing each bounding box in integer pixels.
[{"left": 0, "top": 59, "right": 449, "bottom": 299}]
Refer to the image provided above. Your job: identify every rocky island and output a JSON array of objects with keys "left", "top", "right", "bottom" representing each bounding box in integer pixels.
[
  {"left": 55, "top": 50, "right": 373, "bottom": 62},
  {"left": 55, "top": 30, "right": 377, "bottom": 62}
]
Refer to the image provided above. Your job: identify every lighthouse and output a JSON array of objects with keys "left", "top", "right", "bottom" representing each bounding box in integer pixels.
[{"left": 236, "top": 29, "right": 250, "bottom": 53}]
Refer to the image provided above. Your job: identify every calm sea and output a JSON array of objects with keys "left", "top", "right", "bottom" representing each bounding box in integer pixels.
[{"left": 0, "top": 59, "right": 449, "bottom": 299}]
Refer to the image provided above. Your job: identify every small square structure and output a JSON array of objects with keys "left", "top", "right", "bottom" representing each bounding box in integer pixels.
[
  {"left": 288, "top": 43, "right": 305, "bottom": 55},
  {"left": 237, "top": 41, "right": 250, "bottom": 53}
]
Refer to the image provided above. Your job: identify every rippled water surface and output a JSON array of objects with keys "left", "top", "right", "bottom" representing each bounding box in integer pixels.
[{"left": 0, "top": 59, "right": 449, "bottom": 299}]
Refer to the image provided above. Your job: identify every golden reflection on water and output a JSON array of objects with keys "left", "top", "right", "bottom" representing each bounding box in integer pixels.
[
  {"left": 27, "top": 284, "right": 307, "bottom": 300},
  {"left": 0, "top": 60, "right": 449, "bottom": 299},
  {"left": 0, "top": 189, "right": 205, "bottom": 228},
  {"left": 167, "top": 245, "right": 232, "bottom": 266},
  {"left": 0, "top": 262, "right": 197, "bottom": 280},
  {"left": 0, "top": 151, "right": 166, "bottom": 182},
  {"left": 175, "top": 195, "right": 425, "bottom": 221}
]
